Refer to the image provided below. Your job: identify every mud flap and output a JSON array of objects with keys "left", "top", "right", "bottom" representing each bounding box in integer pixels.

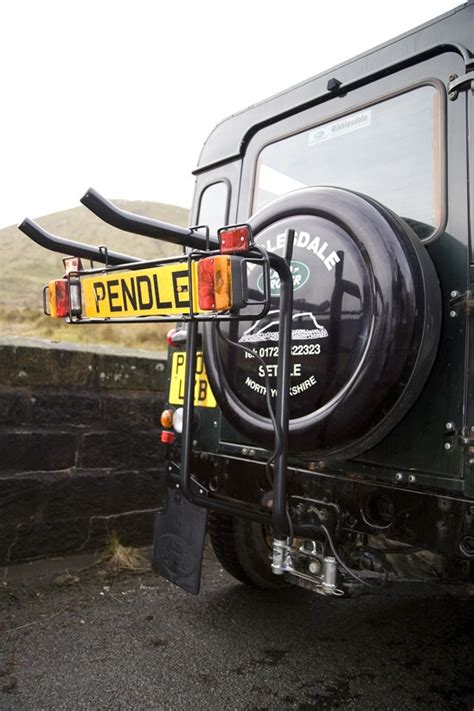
[{"left": 152, "top": 487, "right": 208, "bottom": 595}]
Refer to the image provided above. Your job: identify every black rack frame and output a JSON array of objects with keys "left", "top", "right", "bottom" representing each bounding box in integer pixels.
[{"left": 19, "top": 191, "right": 295, "bottom": 542}]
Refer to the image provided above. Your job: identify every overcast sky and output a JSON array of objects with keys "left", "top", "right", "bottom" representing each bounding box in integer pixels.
[{"left": 0, "top": 0, "right": 461, "bottom": 229}]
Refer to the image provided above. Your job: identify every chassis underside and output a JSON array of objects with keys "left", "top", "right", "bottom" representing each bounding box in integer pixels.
[{"left": 188, "top": 452, "right": 474, "bottom": 596}]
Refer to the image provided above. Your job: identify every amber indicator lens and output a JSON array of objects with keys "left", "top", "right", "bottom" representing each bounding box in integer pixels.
[
  {"left": 160, "top": 409, "right": 174, "bottom": 429},
  {"left": 213, "top": 255, "right": 232, "bottom": 311}
]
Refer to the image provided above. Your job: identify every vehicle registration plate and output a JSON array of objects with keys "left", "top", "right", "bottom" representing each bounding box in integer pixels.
[
  {"left": 168, "top": 352, "right": 216, "bottom": 408},
  {"left": 81, "top": 263, "right": 196, "bottom": 319}
]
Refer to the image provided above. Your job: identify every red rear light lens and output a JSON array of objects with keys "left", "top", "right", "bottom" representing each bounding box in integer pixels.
[
  {"left": 197, "top": 257, "right": 216, "bottom": 310},
  {"left": 218, "top": 224, "right": 253, "bottom": 254},
  {"left": 161, "top": 430, "right": 175, "bottom": 444},
  {"left": 166, "top": 328, "right": 187, "bottom": 346},
  {"left": 48, "top": 279, "right": 70, "bottom": 318}
]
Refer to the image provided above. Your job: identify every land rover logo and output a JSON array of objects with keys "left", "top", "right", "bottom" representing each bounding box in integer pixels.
[{"left": 257, "top": 260, "right": 310, "bottom": 295}]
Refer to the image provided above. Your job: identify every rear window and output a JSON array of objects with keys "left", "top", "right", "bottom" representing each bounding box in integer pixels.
[{"left": 254, "top": 86, "right": 442, "bottom": 240}]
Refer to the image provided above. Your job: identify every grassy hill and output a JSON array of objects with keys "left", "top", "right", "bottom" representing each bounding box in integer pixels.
[{"left": 0, "top": 200, "right": 189, "bottom": 350}]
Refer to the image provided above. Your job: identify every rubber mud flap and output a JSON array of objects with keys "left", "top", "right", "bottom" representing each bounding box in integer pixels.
[{"left": 153, "top": 488, "right": 208, "bottom": 595}]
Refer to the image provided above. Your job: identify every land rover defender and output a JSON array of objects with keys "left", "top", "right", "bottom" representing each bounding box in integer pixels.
[{"left": 22, "top": 2, "right": 474, "bottom": 597}]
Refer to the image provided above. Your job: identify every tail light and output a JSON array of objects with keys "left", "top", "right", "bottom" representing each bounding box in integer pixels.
[
  {"left": 46, "top": 278, "right": 81, "bottom": 318},
  {"left": 218, "top": 224, "right": 253, "bottom": 254},
  {"left": 47, "top": 279, "right": 69, "bottom": 318},
  {"left": 160, "top": 408, "right": 176, "bottom": 444},
  {"left": 166, "top": 328, "right": 187, "bottom": 346},
  {"left": 63, "top": 256, "right": 83, "bottom": 274},
  {"left": 197, "top": 255, "right": 246, "bottom": 312}
]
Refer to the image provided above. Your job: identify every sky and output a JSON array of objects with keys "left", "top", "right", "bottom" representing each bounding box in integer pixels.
[{"left": 0, "top": 0, "right": 462, "bottom": 229}]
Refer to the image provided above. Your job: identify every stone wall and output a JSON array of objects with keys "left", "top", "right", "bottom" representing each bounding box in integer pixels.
[{"left": 0, "top": 337, "right": 168, "bottom": 564}]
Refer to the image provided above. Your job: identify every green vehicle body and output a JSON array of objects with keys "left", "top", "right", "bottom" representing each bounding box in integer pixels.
[{"left": 158, "top": 2, "right": 474, "bottom": 591}]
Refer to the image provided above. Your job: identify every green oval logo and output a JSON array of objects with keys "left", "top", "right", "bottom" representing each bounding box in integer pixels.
[{"left": 257, "top": 260, "right": 310, "bottom": 295}]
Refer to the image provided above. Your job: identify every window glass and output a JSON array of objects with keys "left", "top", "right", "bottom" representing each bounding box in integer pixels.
[
  {"left": 254, "top": 86, "right": 441, "bottom": 239},
  {"left": 197, "top": 182, "right": 229, "bottom": 234}
]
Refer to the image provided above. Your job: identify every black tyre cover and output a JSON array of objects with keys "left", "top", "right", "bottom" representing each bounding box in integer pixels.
[{"left": 203, "top": 187, "right": 441, "bottom": 460}]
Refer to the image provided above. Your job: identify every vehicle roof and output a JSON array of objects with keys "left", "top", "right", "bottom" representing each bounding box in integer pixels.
[{"left": 194, "top": 2, "right": 474, "bottom": 174}]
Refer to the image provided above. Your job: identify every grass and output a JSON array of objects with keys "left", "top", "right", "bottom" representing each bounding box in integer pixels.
[
  {"left": 98, "top": 531, "right": 148, "bottom": 572},
  {"left": 0, "top": 303, "right": 171, "bottom": 350},
  {"left": 0, "top": 199, "right": 188, "bottom": 350}
]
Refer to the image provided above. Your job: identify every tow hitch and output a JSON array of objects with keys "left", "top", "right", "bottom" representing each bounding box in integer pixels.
[{"left": 272, "top": 538, "right": 343, "bottom": 596}]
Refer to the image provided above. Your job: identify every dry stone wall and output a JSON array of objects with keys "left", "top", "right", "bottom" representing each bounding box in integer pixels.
[{"left": 0, "top": 337, "right": 168, "bottom": 564}]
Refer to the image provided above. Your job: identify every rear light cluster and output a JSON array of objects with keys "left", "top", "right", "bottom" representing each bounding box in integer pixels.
[
  {"left": 166, "top": 328, "right": 187, "bottom": 346},
  {"left": 194, "top": 223, "right": 252, "bottom": 313},
  {"left": 47, "top": 278, "right": 81, "bottom": 318},
  {"left": 46, "top": 224, "right": 254, "bottom": 319},
  {"left": 218, "top": 224, "right": 253, "bottom": 254},
  {"left": 197, "top": 255, "right": 246, "bottom": 312},
  {"left": 159, "top": 406, "right": 184, "bottom": 444},
  {"left": 45, "top": 255, "right": 83, "bottom": 319}
]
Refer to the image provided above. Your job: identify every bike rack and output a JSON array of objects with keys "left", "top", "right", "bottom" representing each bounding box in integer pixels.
[{"left": 19, "top": 191, "right": 295, "bottom": 544}]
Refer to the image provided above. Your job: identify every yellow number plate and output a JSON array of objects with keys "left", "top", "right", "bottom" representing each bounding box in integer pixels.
[
  {"left": 168, "top": 352, "right": 216, "bottom": 408},
  {"left": 82, "top": 263, "right": 198, "bottom": 318}
]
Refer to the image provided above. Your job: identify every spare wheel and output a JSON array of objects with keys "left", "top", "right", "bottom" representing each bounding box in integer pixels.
[{"left": 203, "top": 186, "right": 441, "bottom": 460}]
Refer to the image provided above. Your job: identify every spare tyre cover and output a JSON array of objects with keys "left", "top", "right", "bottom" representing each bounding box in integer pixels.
[{"left": 203, "top": 187, "right": 441, "bottom": 460}]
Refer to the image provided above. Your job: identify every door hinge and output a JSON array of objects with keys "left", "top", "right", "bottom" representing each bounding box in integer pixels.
[{"left": 448, "top": 71, "right": 474, "bottom": 100}]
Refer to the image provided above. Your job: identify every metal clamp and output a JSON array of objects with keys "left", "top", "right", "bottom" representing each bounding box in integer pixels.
[{"left": 448, "top": 71, "right": 474, "bottom": 100}]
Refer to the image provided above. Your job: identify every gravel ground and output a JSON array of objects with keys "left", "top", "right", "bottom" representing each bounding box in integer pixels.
[{"left": 0, "top": 544, "right": 473, "bottom": 710}]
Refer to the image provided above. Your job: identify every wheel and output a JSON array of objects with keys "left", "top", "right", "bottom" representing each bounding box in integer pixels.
[
  {"left": 203, "top": 186, "right": 441, "bottom": 460},
  {"left": 208, "top": 512, "right": 289, "bottom": 589}
]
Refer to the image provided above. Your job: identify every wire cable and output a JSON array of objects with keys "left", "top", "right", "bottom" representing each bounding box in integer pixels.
[
  {"left": 215, "top": 245, "right": 293, "bottom": 540},
  {"left": 320, "top": 524, "right": 387, "bottom": 589},
  {"left": 297, "top": 524, "right": 387, "bottom": 589},
  {"left": 215, "top": 322, "right": 282, "bottom": 486},
  {"left": 215, "top": 322, "right": 295, "bottom": 542}
]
